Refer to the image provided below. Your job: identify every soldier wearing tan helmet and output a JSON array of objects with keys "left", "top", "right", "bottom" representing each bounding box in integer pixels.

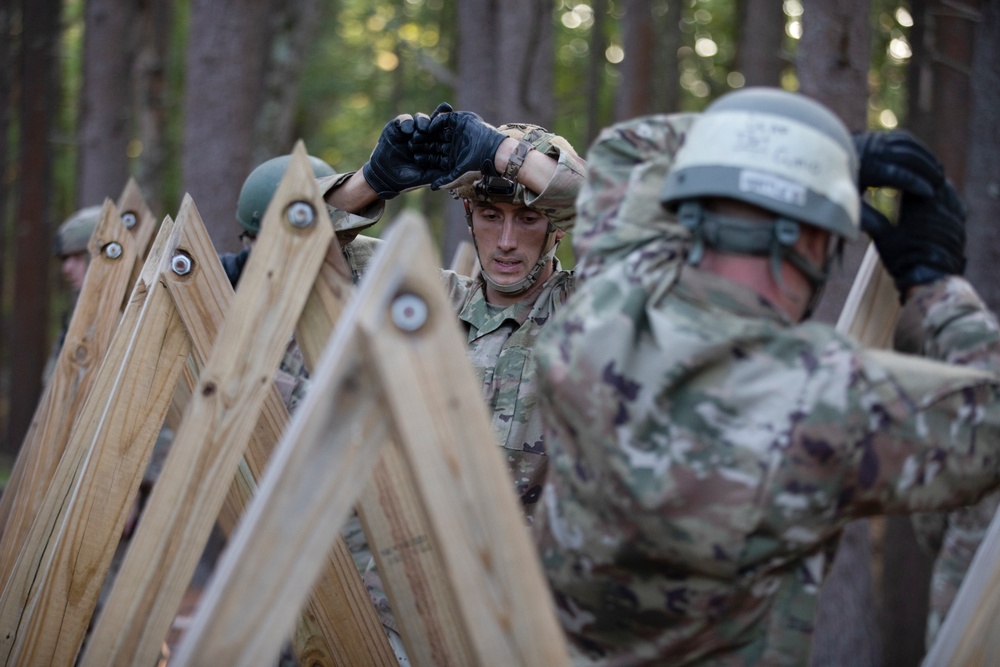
[
  {"left": 323, "top": 103, "right": 587, "bottom": 660},
  {"left": 326, "top": 104, "right": 587, "bottom": 518}
]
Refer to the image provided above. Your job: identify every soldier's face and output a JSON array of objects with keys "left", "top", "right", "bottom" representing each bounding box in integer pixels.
[
  {"left": 61, "top": 252, "right": 89, "bottom": 292},
  {"left": 471, "top": 201, "right": 551, "bottom": 287}
]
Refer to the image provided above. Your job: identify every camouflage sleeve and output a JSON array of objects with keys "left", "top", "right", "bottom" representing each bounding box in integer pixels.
[
  {"left": 915, "top": 277, "right": 1000, "bottom": 372},
  {"left": 845, "top": 277, "right": 1000, "bottom": 514},
  {"left": 317, "top": 171, "right": 385, "bottom": 230},
  {"left": 276, "top": 340, "right": 310, "bottom": 414},
  {"left": 571, "top": 113, "right": 699, "bottom": 282},
  {"left": 925, "top": 489, "right": 1000, "bottom": 646},
  {"left": 440, "top": 268, "right": 476, "bottom": 314},
  {"left": 521, "top": 146, "right": 589, "bottom": 233}
]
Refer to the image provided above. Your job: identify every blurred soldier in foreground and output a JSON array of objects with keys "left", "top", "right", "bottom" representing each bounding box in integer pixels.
[{"left": 532, "top": 87, "right": 1000, "bottom": 665}]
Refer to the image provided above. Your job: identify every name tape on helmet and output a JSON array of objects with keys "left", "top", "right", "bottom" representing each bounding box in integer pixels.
[
  {"left": 674, "top": 110, "right": 858, "bottom": 217},
  {"left": 738, "top": 171, "right": 807, "bottom": 207}
]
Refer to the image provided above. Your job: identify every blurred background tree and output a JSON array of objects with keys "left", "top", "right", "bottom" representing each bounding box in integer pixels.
[{"left": 0, "top": 2, "right": 997, "bottom": 662}]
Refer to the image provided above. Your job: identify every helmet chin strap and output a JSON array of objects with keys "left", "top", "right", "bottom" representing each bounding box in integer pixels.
[
  {"left": 481, "top": 231, "right": 560, "bottom": 295},
  {"left": 678, "top": 201, "right": 837, "bottom": 319}
]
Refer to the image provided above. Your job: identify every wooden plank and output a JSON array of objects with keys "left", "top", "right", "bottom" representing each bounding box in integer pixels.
[
  {"left": 355, "top": 444, "right": 473, "bottom": 665},
  {"left": 0, "top": 199, "right": 137, "bottom": 561},
  {"left": 81, "top": 188, "right": 392, "bottom": 666},
  {"left": 359, "top": 218, "right": 569, "bottom": 665},
  {"left": 296, "top": 218, "right": 474, "bottom": 665},
  {"left": 173, "top": 213, "right": 570, "bottom": 666},
  {"left": 171, "top": 323, "right": 387, "bottom": 666},
  {"left": 290, "top": 239, "right": 401, "bottom": 667},
  {"left": 116, "top": 177, "right": 159, "bottom": 288},
  {"left": 66, "top": 144, "right": 333, "bottom": 667},
  {"left": 0, "top": 214, "right": 191, "bottom": 666},
  {"left": 834, "top": 243, "right": 900, "bottom": 348}
]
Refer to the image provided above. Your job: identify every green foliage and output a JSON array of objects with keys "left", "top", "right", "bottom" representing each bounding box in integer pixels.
[
  {"left": 298, "top": 0, "right": 455, "bottom": 172},
  {"left": 44, "top": 0, "right": 918, "bottom": 250},
  {"left": 55, "top": 0, "right": 84, "bottom": 223},
  {"left": 868, "top": 0, "right": 914, "bottom": 130}
]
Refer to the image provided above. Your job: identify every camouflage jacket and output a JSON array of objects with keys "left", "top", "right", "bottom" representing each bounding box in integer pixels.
[
  {"left": 274, "top": 234, "right": 384, "bottom": 412},
  {"left": 532, "top": 114, "right": 1000, "bottom": 666},
  {"left": 444, "top": 265, "right": 575, "bottom": 521}
]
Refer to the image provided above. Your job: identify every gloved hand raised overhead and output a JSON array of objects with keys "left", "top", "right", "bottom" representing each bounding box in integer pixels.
[
  {"left": 866, "top": 178, "right": 967, "bottom": 299},
  {"left": 362, "top": 114, "right": 446, "bottom": 199},
  {"left": 409, "top": 102, "right": 508, "bottom": 190},
  {"left": 853, "top": 130, "right": 945, "bottom": 234}
]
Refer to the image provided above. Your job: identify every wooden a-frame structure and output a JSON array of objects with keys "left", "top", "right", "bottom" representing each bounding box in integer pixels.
[{"left": 0, "top": 144, "right": 567, "bottom": 666}]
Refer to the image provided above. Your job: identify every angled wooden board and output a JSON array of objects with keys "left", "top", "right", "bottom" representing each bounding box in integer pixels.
[
  {"left": 296, "top": 213, "right": 474, "bottom": 665},
  {"left": 0, "top": 188, "right": 153, "bottom": 554},
  {"left": 834, "top": 243, "right": 900, "bottom": 347}
]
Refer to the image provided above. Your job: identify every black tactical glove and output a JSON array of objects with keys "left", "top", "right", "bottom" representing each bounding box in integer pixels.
[
  {"left": 853, "top": 130, "right": 945, "bottom": 233},
  {"left": 409, "top": 103, "right": 507, "bottom": 190},
  {"left": 362, "top": 114, "right": 443, "bottom": 199},
  {"left": 866, "top": 179, "right": 966, "bottom": 300}
]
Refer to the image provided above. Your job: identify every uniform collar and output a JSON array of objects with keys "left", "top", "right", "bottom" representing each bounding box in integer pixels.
[{"left": 674, "top": 265, "right": 792, "bottom": 326}]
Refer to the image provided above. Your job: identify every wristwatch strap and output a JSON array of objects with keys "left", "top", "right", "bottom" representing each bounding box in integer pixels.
[{"left": 502, "top": 139, "right": 536, "bottom": 182}]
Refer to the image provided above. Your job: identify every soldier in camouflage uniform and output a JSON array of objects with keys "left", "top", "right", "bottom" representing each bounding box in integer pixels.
[
  {"left": 326, "top": 103, "right": 587, "bottom": 518},
  {"left": 324, "top": 103, "right": 585, "bottom": 662},
  {"left": 220, "top": 153, "right": 386, "bottom": 413},
  {"left": 912, "top": 490, "right": 1000, "bottom": 647},
  {"left": 532, "top": 87, "right": 1000, "bottom": 665}
]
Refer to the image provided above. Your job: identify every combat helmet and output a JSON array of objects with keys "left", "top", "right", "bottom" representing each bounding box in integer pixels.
[
  {"left": 661, "top": 87, "right": 860, "bottom": 294},
  {"left": 449, "top": 123, "right": 578, "bottom": 296},
  {"left": 236, "top": 154, "right": 337, "bottom": 236},
  {"left": 53, "top": 205, "right": 102, "bottom": 257}
]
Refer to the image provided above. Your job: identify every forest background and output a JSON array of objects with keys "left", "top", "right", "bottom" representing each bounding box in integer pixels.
[{"left": 0, "top": 1, "right": 998, "bottom": 665}]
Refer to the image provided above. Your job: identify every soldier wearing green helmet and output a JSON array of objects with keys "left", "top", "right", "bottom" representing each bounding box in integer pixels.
[
  {"left": 530, "top": 87, "right": 1000, "bottom": 665},
  {"left": 221, "top": 153, "right": 385, "bottom": 288}
]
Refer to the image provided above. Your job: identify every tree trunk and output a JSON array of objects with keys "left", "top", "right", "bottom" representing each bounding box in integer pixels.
[
  {"left": 798, "top": 0, "right": 870, "bottom": 326},
  {"left": 0, "top": 2, "right": 17, "bottom": 459},
  {"left": 6, "top": 0, "right": 60, "bottom": 454},
  {"left": 796, "top": 3, "right": 885, "bottom": 666},
  {"left": 77, "top": 0, "right": 134, "bottom": 209},
  {"left": 448, "top": 0, "right": 555, "bottom": 263},
  {"left": 585, "top": 0, "right": 608, "bottom": 145},
  {"left": 252, "top": 0, "right": 325, "bottom": 166},
  {"left": 652, "top": 0, "right": 683, "bottom": 114},
  {"left": 615, "top": 0, "right": 655, "bottom": 122},
  {"left": 963, "top": 1, "right": 999, "bottom": 311},
  {"left": 736, "top": 0, "right": 786, "bottom": 86},
  {"left": 181, "top": 0, "right": 269, "bottom": 254},
  {"left": 924, "top": 0, "right": 978, "bottom": 190},
  {"left": 905, "top": 0, "right": 931, "bottom": 141},
  {"left": 132, "top": 0, "right": 173, "bottom": 217}
]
